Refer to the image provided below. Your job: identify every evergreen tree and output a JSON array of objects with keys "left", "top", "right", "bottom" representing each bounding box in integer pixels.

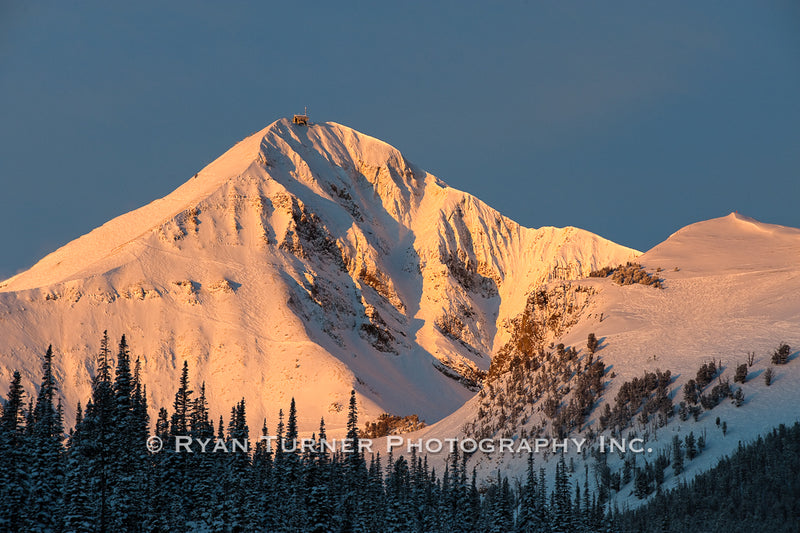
[
  {"left": 734, "top": 363, "right": 748, "bottom": 383},
  {"left": 517, "top": 452, "right": 544, "bottom": 532},
  {"left": 188, "top": 382, "right": 215, "bottom": 528},
  {"left": 552, "top": 455, "right": 572, "bottom": 531},
  {"left": 224, "top": 399, "right": 250, "bottom": 531},
  {"left": 341, "top": 390, "right": 367, "bottom": 530},
  {"left": 27, "top": 345, "right": 65, "bottom": 532},
  {"left": 771, "top": 343, "right": 791, "bottom": 365},
  {"left": 587, "top": 332, "right": 599, "bottom": 354},
  {"left": 78, "top": 332, "right": 118, "bottom": 531},
  {"left": 455, "top": 454, "right": 472, "bottom": 532},
  {"left": 685, "top": 431, "right": 697, "bottom": 460},
  {"left": 170, "top": 360, "right": 193, "bottom": 437},
  {"left": 672, "top": 435, "right": 684, "bottom": 475},
  {"left": 345, "top": 389, "right": 360, "bottom": 469},
  {"left": 385, "top": 455, "right": 413, "bottom": 532},
  {"left": 63, "top": 403, "right": 94, "bottom": 532},
  {"left": 732, "top": 387, "right": 745, "bottom": 407},
  {"left": 582, "top": 465, "right": 591, "bottom": 531},
  {"left": 0, "top": 371, "right": 28, "bottom": 531},
  {"left": 155, "top": 407, "right": 169, "bottom": 438},
  {"left": 468, "top": 467, "right": 481, "bottom": 532},
  {"left": 251, "top": 418, "right": 277, "bottom": 531},
  {"left": 634, "top": 465, "right": 650, "bottom": 499},
  {"left": 161, "top": 359, "right": 196, "bottom": 529},
  {"left": 307, "top": 417, "right": 334, "bottom": 533},
  {"left": 190, "top": 382, "right": 212, "bottom": 439},
  {"left": 109, "top": 335, "right": 143, "bottom": 531}
]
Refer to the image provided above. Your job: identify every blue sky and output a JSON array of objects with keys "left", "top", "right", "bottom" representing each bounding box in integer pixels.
[{"left": 1, "top": 2, "right": 798, "bottom": 278}]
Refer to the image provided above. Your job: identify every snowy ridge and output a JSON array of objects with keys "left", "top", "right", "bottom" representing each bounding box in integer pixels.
[
  {"left": 0, "top": 127, "right": 268, "bottom": 293},
  {"left": 407, "top": 212, "right": 800, "bottom": 504},
  {"left": 0, "top": 118, "right": 638, "bottom": 434}
]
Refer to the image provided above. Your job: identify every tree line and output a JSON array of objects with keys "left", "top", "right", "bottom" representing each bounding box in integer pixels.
[
  {"left": 1, "top": 333, "right": 797, "bottom": 531},
  {"left": 0, "top": 333, "right": 607, "bottom": 531}
]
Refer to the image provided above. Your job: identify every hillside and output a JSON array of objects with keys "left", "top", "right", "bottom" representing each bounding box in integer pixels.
[{"left": 407, "top": 212, "right": 800, "bottom": 505}]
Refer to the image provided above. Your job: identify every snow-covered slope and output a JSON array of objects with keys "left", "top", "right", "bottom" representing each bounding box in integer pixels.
[
  {"left": 0, "top": 118, "right": 638, "bottom": 433},
  {"left": 411, "top": 212, "right": 800, "bottom": 503}
]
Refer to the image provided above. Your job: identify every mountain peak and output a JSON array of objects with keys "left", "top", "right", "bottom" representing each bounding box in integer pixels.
[
  {"left": 265, "top": 119, "right": 411, "bottom": 168},
  {"left": 0, "top": 117, "right": 639, "bottom": 432},
  {"left": 0, "top": 119, "right": 423, "bottom": 293},
  {"left": 641, "top": 212, "right": 800, "bottom": 274}
]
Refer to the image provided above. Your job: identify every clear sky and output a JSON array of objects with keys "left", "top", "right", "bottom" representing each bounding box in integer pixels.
[{"left": 1, "top": 2, "right": 798, "bottom": 279}]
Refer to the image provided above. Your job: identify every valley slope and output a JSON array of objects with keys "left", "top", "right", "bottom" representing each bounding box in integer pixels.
[{"left": 412, "top": 212, "right": 800, "bottom": 504}]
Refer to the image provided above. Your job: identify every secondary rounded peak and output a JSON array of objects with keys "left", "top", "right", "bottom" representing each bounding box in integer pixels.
[
  {"left": 641, "top": 212, "right": 800, "bottom": 274},
  {"left": 666, "top": 212, "right": 800, "bottom": 240}
]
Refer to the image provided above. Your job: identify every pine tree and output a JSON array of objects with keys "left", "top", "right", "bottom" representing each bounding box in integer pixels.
[
  {"left": 455, "top": 454, "right": 472, "bottom": 532},
  {"left": 365, "top": 451, "right": 387, "bottom": 532},
  {"left": 341, "top": 390, "right": 367, "bottom": 531},
  {"left": 551, "top": 455, "right": 572, "bottom": 531},
  {"left": 161, "top": 360, "right": 196, "bottom": 529},
  {"left": 345, "top": 390, "right": 360, "bottom": 469},
  {"left": 251, "top": 418, "right": 277, "bottom": 531},
  {"left": 587, "top": 332, "right": 599, "bottom": 354},
  {"left": 269, "top": 407, "right": 286, "bottom": 532},
  {"left": 224, "top": 399, "right": 250, "bottom": 531},
  {"left": 517, "top": 452, "right": 543, "bottom": 532},
  {"left": 385, "top": 455, "right": 413, "bottom": 532},
  {"left": 190, "top": 382, "right": 212, "bottom": 439},
  {"left": 63, "top": 403, "right": 94, "bottom": 532},
  {"left": 278, "top": 398, "right": 304, "bottom": 528},
  {"left": 188, "top": 381, "right": 215, "bottom": 528},
  {"left": 98, "top": 330, "right": 111, "bottom": 380},
  {"left": 307, "top": 417, "right": 333, "bottom": 533},
  {"left": 582, "top": 465, "right": 591, "bottom": 531},
  {"left": 27, "top": 345, "right": 65, "bottom": 532},
  {"left": 634, "top": 465, "right": 649, "bottom": 499},
  {"left": 672, "top": 435, "right": 684, "bottom": 475},
  {"left": 207, "top": 415, "right": 229, "bottom": 532},
  {"left": 685, "top": 432, "right": 697, "bottom": 460},
  {"left": 77, "top": 333, "right": 118, "bottom": 531},
  {"left": 131, "top": 357, "right": 150, "bottom": 443},
  {"left": 170, "top": 360, "right": 193, "bottom": 437},
  {"left": 489, "top": 472, "right": 513, "bottom": 533},
  {"left": 622, "top": 456, "right": 633, "bottom": 486},
  {"left": 443, "top": 447, "right": 461, "bottom": 527},
  {"left": 734, "top": 363, "right": 748, "bottom": 383},
  {"left": 467, "top": 467, "right": 481, "bottom": 532},
  {"left": 771, "top": 343, "right": 791, "bottom": 365},
  {"left": 0, "top": 371, "right": 28, "bottom": 531},
  {"left": 155, "top": 407, "right": 169, "bottom": 438},
  {"left": 109, "top": 335, "right": 143, "bottom": 531},
  {"left": 732, "top": 387, "right": 745, "bottom": 407}
]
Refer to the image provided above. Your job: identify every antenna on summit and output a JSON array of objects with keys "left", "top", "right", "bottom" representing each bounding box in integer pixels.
[{"left": 293, "top": 107, "right": 309, "bottom": 126}]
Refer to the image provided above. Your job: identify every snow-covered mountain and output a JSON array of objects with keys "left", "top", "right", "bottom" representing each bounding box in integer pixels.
[
  {"left": 409, "top": 212, "right": 800, "bottom": 504},
  {"left": 0, "top": 118, "right": 638, "bottom": 433}
]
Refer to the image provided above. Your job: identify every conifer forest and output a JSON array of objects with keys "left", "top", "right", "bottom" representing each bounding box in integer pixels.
[{"left": 1, "top": 335, "right": 799, "bottom": 532}]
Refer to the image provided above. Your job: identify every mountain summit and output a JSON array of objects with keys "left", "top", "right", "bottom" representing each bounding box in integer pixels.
[{"left": 0, "top": 119, "right": 638, "bottom": 432}]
